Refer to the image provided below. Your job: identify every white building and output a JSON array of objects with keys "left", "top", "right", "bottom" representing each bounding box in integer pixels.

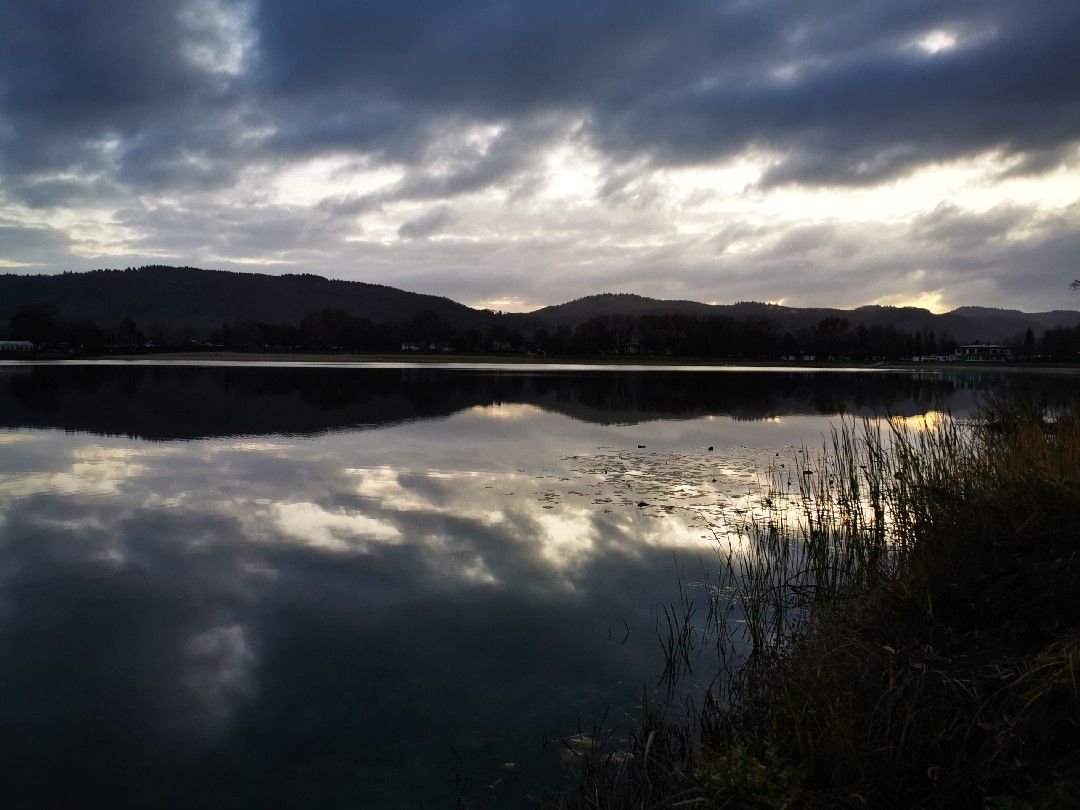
[
  {"left": 0, "top": 340, "right": 34, "bottom": 352},
  {"left": 954, "top": 344, "right": 1010, "bottom": 361}
]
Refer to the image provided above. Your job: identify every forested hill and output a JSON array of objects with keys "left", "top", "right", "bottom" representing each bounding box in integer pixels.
[
  {"left": 4, "top": 267, "right": 1080, "bottom": 347},
  {"left": 0, "top": 266, "right": 493, "bottom": 333},
  {"left": 531, "top": 293, "right": 1080, "bottom": 344}
]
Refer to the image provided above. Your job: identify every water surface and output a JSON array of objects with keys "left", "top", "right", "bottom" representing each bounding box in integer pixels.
[{"left": 0, "top": 363, "right": 1071, "bottom": 807}]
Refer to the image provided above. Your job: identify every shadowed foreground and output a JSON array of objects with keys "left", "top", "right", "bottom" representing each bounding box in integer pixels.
[{"left": 554, "top": 396, "right": 1080, "bottom": 808}]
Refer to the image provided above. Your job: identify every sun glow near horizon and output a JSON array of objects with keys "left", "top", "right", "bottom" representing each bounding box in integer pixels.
[{"left": 2, "top": 1, "right": 1079, "bottom": 311}]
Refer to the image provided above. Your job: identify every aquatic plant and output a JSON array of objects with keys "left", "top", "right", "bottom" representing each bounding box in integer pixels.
[{"left": 548, "top": 395, "right": 1080, "bottom": 808}]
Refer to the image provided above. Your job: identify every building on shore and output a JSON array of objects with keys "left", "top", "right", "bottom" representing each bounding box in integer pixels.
[
  {"left": 954, "top": 344, "right": 1010, "bottom": 361},
  {"left": 0, "top": 340, "right": 34, "bottom": 352}
]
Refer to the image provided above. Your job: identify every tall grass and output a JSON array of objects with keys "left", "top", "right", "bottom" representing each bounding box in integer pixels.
[{"left": 550, "top": 396, "right": 1080, "bottom": 808}]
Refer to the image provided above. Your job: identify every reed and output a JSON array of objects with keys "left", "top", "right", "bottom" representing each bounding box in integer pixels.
[{"left": 550, "top": 395, "right": 1080, "bottom": 808}]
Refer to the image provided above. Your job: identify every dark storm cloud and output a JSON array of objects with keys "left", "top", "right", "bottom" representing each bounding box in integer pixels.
[
  {"left": 3, "top": 0, "right": 1079, "bottom": 201},
  {"left": 0, "top": 0, "right": 256, "bottom": 198},
  {"left": 249, "top": 0, "right": 1080, "bottom": 184},
  {"left": 1, "top": 0, "right": 1079, "bottom": 309}
]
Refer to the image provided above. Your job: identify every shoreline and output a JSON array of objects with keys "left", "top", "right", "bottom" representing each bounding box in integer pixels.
[
  {"left": 1, "top": 351, "right": 1079, "bottom": 374},
  {"left": 565, "top": 402, "right": 1080, "bottom": 806}
]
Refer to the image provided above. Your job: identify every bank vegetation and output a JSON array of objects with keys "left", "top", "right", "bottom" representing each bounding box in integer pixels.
[{"left": 553, "top": 396, "right": 1080, "bottom": 808}]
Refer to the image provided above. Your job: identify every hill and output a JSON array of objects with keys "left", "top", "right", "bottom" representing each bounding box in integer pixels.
[
  {"left": 0, "top": 266, "right": 493, "bottom": 334},
  {"left": 533, "top": 294, "right": 1080, "bottom": 343},
  {"left": 3, "top": 267, "right": 1080, "bottom": 345}
]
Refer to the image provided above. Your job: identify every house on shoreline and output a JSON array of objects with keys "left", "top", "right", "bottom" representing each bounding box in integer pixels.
[{"left": 954, "top": 344, "right": 1011, "bottom": 362}]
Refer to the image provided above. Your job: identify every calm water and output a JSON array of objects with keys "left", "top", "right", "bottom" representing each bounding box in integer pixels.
[{"left": 0, "top": 363, "right": 1074, "bottom": 807}]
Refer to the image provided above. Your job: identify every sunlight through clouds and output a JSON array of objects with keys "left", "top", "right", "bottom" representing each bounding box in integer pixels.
[{"left": 1, "top": 1, "right": 1078, "bottom": 309}]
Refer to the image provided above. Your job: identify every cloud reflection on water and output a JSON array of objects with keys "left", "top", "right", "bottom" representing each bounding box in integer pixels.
[
  {"left": 0, "top": 365, "right": 1072, "bottom": 807},
  {"left": 0, "top": 407, "right": 763, "bottom": 805}
]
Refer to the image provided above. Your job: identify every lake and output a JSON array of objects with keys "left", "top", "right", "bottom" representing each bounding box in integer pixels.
[{"left": 0, "top": 362, "right": 1074, "bottom": 807}]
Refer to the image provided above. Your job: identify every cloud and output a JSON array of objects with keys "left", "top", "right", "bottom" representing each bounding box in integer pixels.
[
  {"left": 0, "top": 0, "right": 256, "bottom": 192},
  {"left": 397, "top": 206, "right": 453, "bottom": 240},
  {"left": 0, "top": 222, "right": 74, "bottom": 266},
  {"left": 247, "top": 0, "right": 1080, "bottom": 184},
  {"left": 7, "top": 1, "right": 1079, "bottom": 194},
  {"left": 0, "top": 1, "right": 1078, "bottom": 309},
  {"left": 114, "top": 200, "right": 350, "bottom": 262}
]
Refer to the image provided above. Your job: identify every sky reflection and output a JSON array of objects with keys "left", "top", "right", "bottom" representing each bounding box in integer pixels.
[{"left": 0, "top": 365, "right": 1073, "bottom": 807}]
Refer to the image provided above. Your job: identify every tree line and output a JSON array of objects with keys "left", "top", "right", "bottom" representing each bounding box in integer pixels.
[
  {"left": 7, "top": 303, "right": 1080, "bottom": 361},
  {"left": 195, "top": 310, "right": 966, "bottom": 360}
]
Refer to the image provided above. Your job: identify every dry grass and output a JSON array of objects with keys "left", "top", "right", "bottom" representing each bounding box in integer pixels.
[{"left": 549, "top": 396, "right": 1080, "bottom": 809}]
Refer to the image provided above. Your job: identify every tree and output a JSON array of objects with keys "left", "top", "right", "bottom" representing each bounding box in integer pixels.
[
  {"left": 117, "top": 316, "right": 141, "bottom": 347},
  {"left": 405, "top": 310, "right": 453, "bottom": 349},
  {"left": 779, "top": 332, "right": 800, "bottom": 358},
  {"left": 610, "top": 315, "right": 638, "bottom": 354},
  {"left": 10, "top": 305, "right": 59, "bottom": 346},
  {"left": 813, "top": 317, "right": 849, "bottom": 358},
  {"left": 1023, "top": 327, "right": 1036, "bottom": 359}
]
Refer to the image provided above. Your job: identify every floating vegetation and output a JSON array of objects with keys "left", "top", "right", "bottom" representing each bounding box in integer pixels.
[
  {"left": 547, "top": 396, "right": 1080, "bottom": 808},
  {"left": 534, "top": 445, "right": 781, "bottom": 535}
]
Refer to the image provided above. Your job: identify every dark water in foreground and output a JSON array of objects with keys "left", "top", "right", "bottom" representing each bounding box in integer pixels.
[{"left": 0, "top": 363, "right": 1073, "bottom": 807}]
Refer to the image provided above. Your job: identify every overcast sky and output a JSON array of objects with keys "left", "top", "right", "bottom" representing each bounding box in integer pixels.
[{"left": 1, "top": 1, "right": 1079, "bottom": 312}]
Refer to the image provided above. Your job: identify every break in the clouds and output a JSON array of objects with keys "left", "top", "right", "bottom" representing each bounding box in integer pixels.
[{"left": 1, "top": 0, "right": 1079, "bottom": 311}]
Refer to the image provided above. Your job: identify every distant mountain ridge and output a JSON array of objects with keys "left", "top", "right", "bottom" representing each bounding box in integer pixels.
[
  {"left": 2, "top": 267, "right": 1079, "bottom": 343},
  {"left": 532, "top": 293, "right": 1080, "bottom": 343}
]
